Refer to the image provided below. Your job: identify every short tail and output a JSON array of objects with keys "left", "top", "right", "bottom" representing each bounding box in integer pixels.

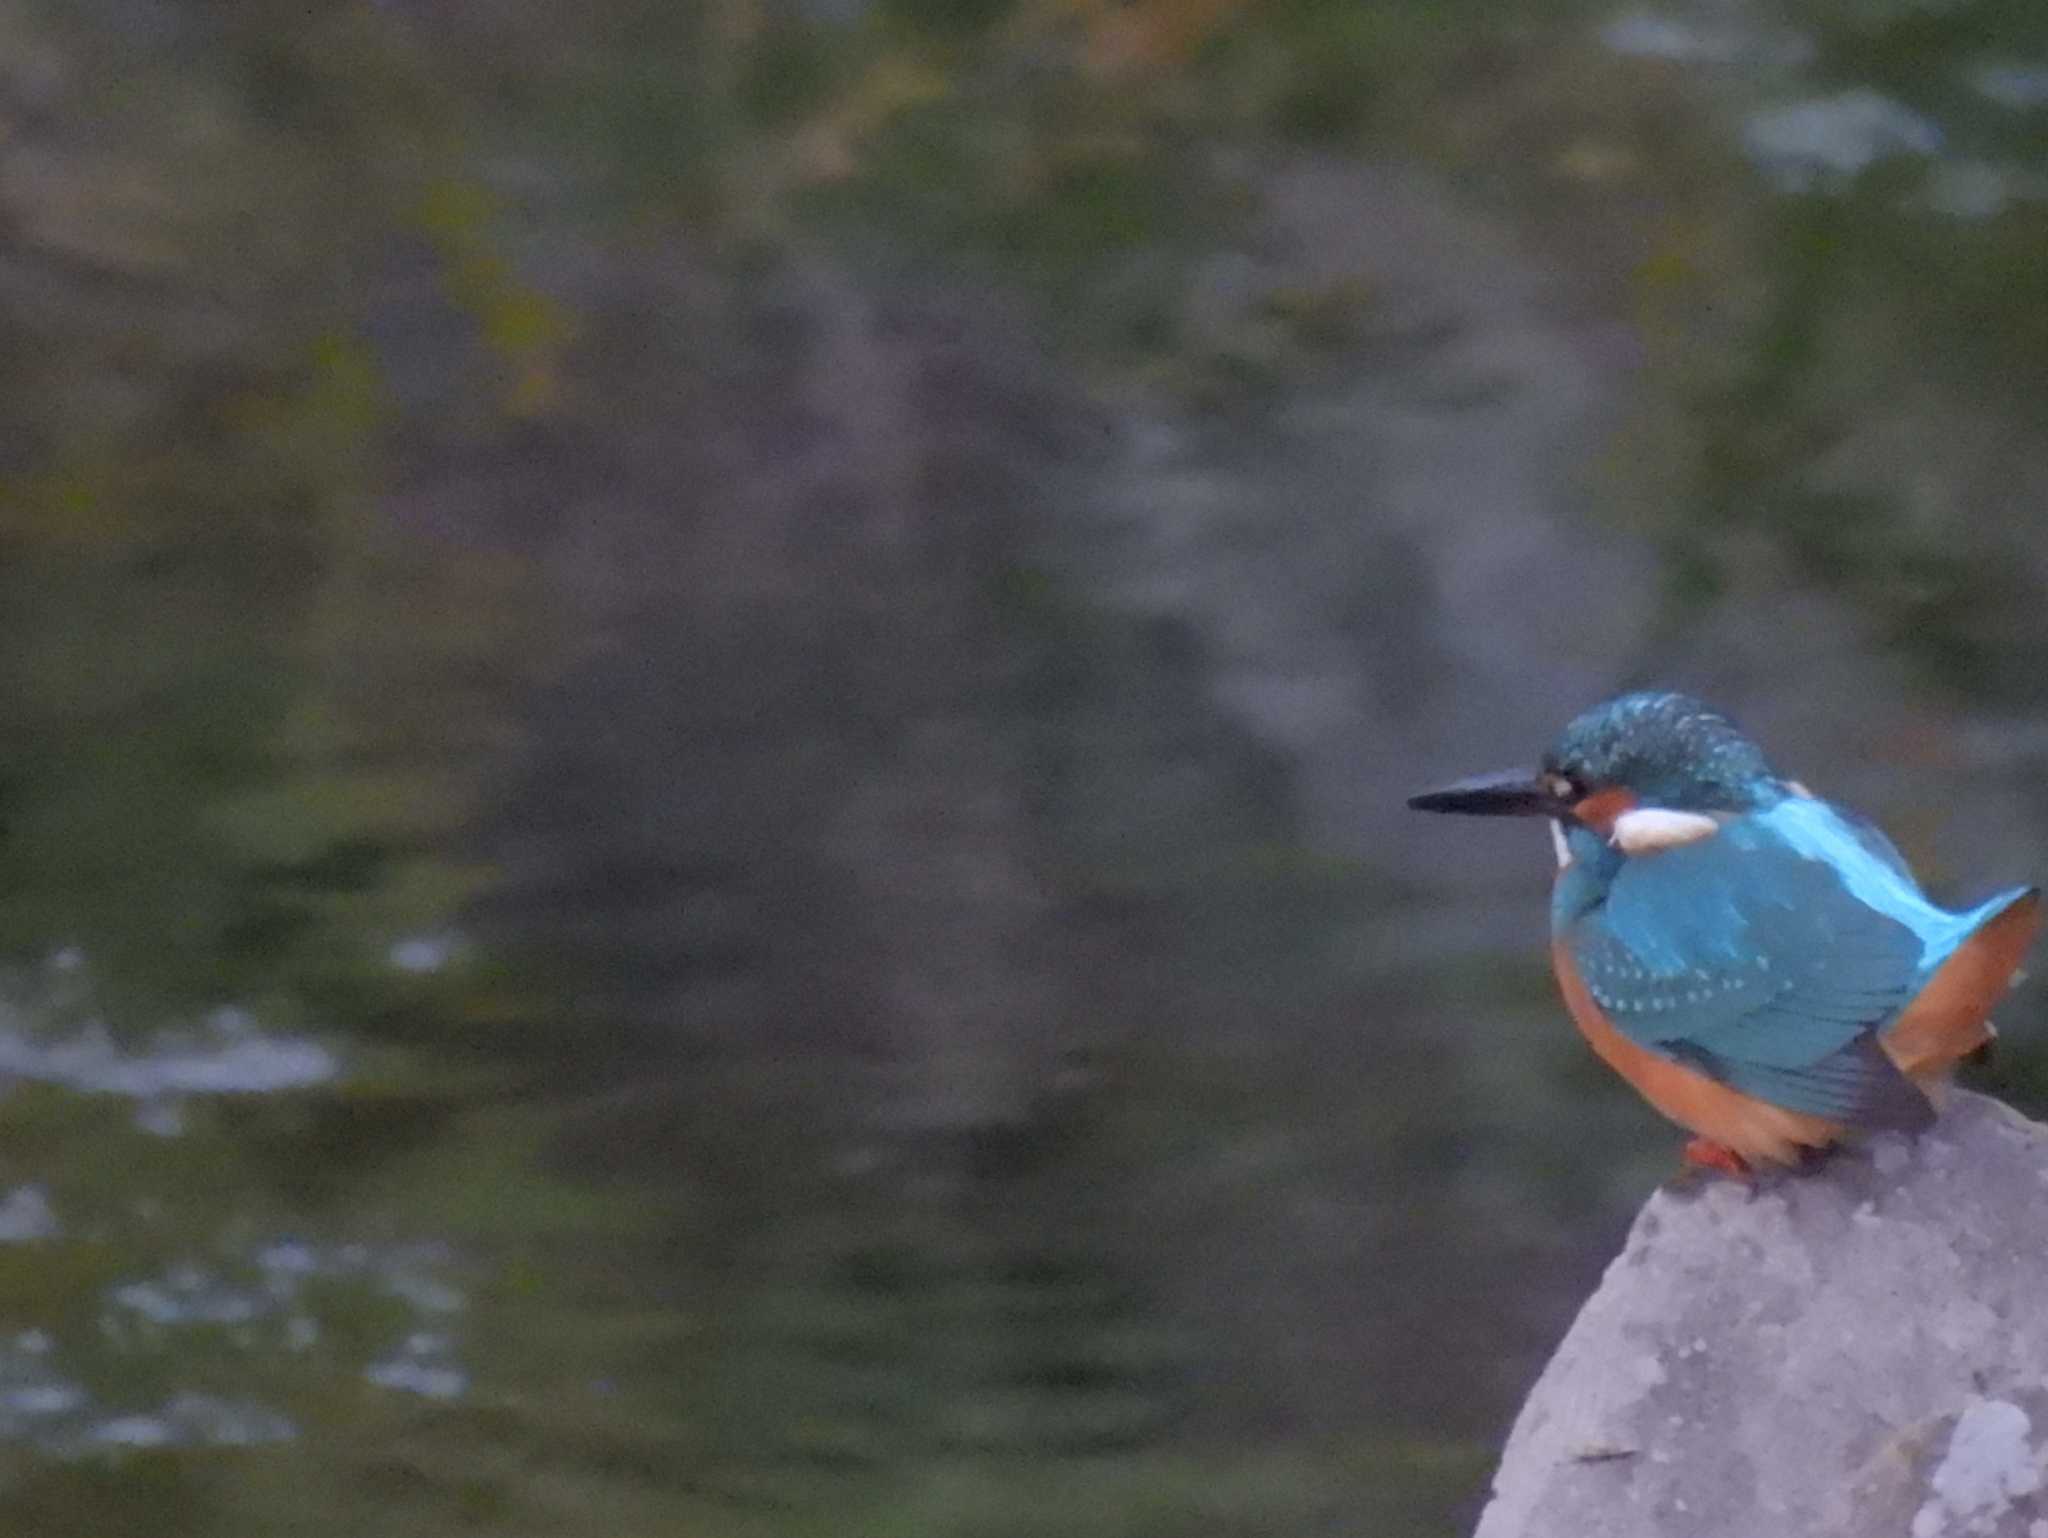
[{"left": 1884, "top": 887, "right": 2042, "bottom": 1085}]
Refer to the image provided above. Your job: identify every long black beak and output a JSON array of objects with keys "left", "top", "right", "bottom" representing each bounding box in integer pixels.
[{"left": 1406, "top": 768, "right": 1561, "bottom": 818}]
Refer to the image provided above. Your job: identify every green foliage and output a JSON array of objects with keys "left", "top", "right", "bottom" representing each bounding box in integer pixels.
[
  {"left": 880, "top": 0, "right": 1021, "bottom": 41},
  {"left": 738, "top": 17, "right": 847, "bottom": 126}
]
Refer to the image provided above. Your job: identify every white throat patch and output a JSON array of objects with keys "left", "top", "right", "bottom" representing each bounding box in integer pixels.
[{"left": 1610, "top": 807, "right": 1720, "bottom": 855}]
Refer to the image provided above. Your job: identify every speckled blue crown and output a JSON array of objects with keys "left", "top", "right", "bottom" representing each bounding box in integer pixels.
[{"left": 1547, "top": 692, "right": 1783, "bottom": 811}]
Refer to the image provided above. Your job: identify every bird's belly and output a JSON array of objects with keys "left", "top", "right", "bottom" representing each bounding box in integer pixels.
[{"left": 1550, "top": 942, "right": 1840, "bottom": 1165}]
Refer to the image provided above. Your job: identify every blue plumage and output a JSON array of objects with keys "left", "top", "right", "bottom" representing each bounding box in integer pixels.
[
  {"left": 1408, "top": 691, "right": 2042, "bottom": 1163},
  {"left": 1553, "top": 801, "right": 2028, "bottom": 1128}
]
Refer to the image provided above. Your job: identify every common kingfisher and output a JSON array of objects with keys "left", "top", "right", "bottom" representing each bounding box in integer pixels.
[{"left": 1408, "top": 692, "right": 2040, "bottom": 1176}]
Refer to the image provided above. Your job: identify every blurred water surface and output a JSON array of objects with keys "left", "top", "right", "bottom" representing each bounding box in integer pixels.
[{"left": 2, "top": 1, "right": 2048, "bottom": 1533}]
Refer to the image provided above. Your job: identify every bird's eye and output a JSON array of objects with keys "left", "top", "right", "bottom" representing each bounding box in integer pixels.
[{"left": 1545, "top": 773, "right": 1578, "bottom": 803}]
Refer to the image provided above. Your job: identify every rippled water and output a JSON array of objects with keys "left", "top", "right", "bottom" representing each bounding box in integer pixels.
[
  {"left": 0, "top": 954, "right": 470, "bottom": 1469},
  {"left": 2, "top": 2, "right": 2046, "bottom": 1534}
]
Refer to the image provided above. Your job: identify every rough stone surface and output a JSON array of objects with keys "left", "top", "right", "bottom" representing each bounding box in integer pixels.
[{"left": 1474, "top": 1093, "right": 2048, "bottom": 1538}]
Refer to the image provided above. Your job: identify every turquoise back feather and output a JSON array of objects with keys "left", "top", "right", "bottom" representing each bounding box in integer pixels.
[{"left": 1548, "top": 799, "right": 2025, "bottom": 1128}]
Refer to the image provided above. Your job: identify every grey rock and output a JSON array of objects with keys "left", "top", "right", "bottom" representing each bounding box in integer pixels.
[{"left": 1474, "top": 1092, "right": 2048, "bottom": 1538}]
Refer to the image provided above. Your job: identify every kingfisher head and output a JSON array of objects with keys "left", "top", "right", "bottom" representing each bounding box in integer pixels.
[{"left": 1407, "top": 691, "right": 1789, "bottom": 845}]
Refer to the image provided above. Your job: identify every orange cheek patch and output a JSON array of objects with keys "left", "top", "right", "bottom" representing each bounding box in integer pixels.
[{"left": 1570, "top": 786, "right": 1638, "bottom": 838}]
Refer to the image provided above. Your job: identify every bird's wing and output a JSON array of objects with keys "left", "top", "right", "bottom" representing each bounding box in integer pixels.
[{"left": 1565, "top": 822, "right": 1933, "bottom": 1129}]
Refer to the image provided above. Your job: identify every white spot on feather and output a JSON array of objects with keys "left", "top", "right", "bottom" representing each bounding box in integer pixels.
[
  {"left": 1550, "top": 819, "right": 1570, "bottom": 868},
  {"left": 1611, "top": 807, "right": 1721, "bottom": 855}
]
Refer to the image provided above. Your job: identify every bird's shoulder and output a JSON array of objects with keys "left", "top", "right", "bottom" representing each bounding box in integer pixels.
[
  {"left": 1567, "top": 799, "right": 1924, "bottom": 1059},
  {"left": 1605, "top": 794, "right": 1927, "bottom": 921}
]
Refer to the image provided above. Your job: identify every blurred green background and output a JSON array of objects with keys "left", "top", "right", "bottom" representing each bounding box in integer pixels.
[{"left": 1, "top": 0, "right": 2046, "bottom": 1532}]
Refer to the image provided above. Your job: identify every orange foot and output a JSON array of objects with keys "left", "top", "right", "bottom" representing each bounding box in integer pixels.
[{"left": 1681, "top": 1137, "right": 1752, "bottom": 1180}]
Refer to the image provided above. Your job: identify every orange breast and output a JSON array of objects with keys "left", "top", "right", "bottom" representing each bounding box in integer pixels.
[{"left": 1551, "top": 941, "right": 1842, "bottom": 1166}]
